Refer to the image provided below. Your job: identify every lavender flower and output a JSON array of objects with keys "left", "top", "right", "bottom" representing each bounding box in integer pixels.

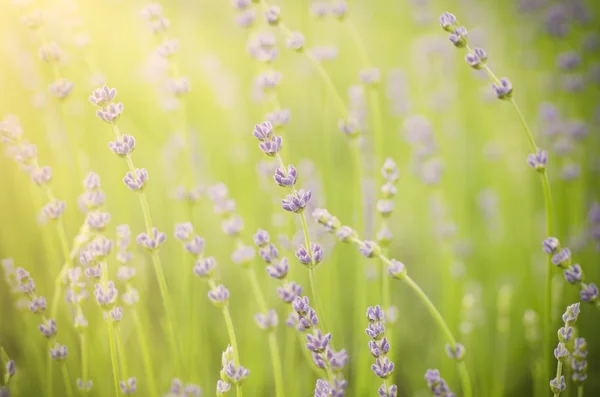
[
  {"left": 571, "top": 337, "right": 588, "bottom": 384},
  {"left": 266, "top": 258, "right": 289, "bottom": 279},
  {"left": 39, "top": 318, "right": 57, "bottom": 338},
  {"left": 551, "top": 248, "right": 571, "bottom": 267},
  {"left": 109, "top": 134, "right": 136, "bottom": 156},
  {"left": 255, "top": 310, "right": 278, "bottom": 330},
  {"left": 295, "top": 243, "right": 323, "bottom": 266},
  {"left": 253, "top": 229, "right": 270, "bottom": 248},
  {"left": 49, "top": 343, "right": 68, "bottom": 361},
  {"left": 314, "top": 379, "right": 332, "bottom": 397},
  {"left": 274, "top": 165, "right": 297, "bottom": 187},
  {"left": 96, "top": 102, "right": 125, "bottom": 124},
  {"left": 306, "top": 329, "right": 332, "bottom": 353},
  {"left": 264, "top": 6, "right": 280, "bottom": 25},
  {"left": 286, "top": 32, "right": 305, "bottom": 51},
  {"left": 277, "top": 282, "right": 302, "bottom": 303},
  {"left": 550, "top": 376, "right": 566, "bottom": 394},
  {"left": 564, "top": 264, "right": 583, "bottom": 284},
  {"left": 119, "top": 378, "right": 137, "bottom": 395},
  {"left": 542, "top": 237, "right": 560, "bottom": 254},
  {"left": 259, "top": 244, "right": 279, "bottom": 264},
  {"left": 123, "top": 168, "right": 148, "bottom": 190},
  {"left": 425, "top": 369, "right": 454, "bottom": 396},
  {"left": 136, "top": 227, "right": 166, "bottom": 251},
  {"left": 208, "top": 285, "right": 230, "bottom": 307},
  {"left": 492, "top": 78, "right": 513, "bottom": 100},
  {"left": 580, "top": 284, "right": 598, "bottom": 303},
  {"left": 281, "top": 190, "right": 312, "bottom": 213},
  {"left": 359, "top": 241, "right": 381, "bottom": 258}
]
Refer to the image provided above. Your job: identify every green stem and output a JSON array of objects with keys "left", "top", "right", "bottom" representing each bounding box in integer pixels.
[
  {"left": 553, "top": 361, "right": 563, "bottom": 397},
  {"left": 578, "top": 386, "right": 584, "bottom": 397},
  {"left": 247, "top": 266, "right": 285, "bottom": 397},
  {"left": 46, "top": 340, "right": 54, "bottom": 397},
  {"left": 106, "top": 317, "right": 120, "bottom": 397},
  {"left": 79, "top": 333, "right": 88, "bottom": 390},
  {"left": 61, "top": 363, "right": 74, "bottom": 397},
  {"left": 132, "top": 310, "right": 159, "bottom": 397},
  {"left": 268, "top": 332, "right": 285, "bottom": 397},
  {"left": 221, "top": 305, "right": 242, "bottom": 397},
  {"left": 114, "top": 325, "right": 128, "bottom": 383},
  {"left": 109, "top": 123, "right": 181, "bottom": 373},
  {"left": 401, "top": 275, "right": 472, "bottom": 396}
]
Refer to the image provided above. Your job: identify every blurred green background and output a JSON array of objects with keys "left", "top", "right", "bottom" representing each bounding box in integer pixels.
[{"left": 1, "top": 0, "right": 599, "bottom": 396}]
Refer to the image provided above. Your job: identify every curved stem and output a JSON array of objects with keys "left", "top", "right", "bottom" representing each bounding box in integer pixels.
[
  {"left": 106, "top": 317, "right": 120, "bottom": 397},
  {"left": 552, "top": 361, "right": 563, "bottom": 397},
  {"left": 114, "top": 325, "right": 128, "bottom": 384},
  {"left": 221, "top": 305, "right": 243, "bottom": 397},
  {"left": 46, "top": 340, "right": 54, "bottom": 397},
  {"left": 268, "top": 332, "right": 285, "bottom": 397},
  {"left": 60, "top": 363, "right": 73, "bottom": 397},
  {"left": 79, "top": 333, "right": 88, "bottom": 390},
  {"left": 132, "top": 310, "right": 159, "bottom": 397},
  {"left": 108, "top": 123, "right": 181, "bottom": 373}
]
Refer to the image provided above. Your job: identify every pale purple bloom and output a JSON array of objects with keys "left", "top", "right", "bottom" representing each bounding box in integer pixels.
[
  {"left": 184, "top": 236, "right": 205, "bottom": 256},
  {"left": 49, "top": 343, "right": 68, "bottom": 361},
  {"left": 136, "top": 227, "right": 166, "bottom": 251},
  {"left": 208, "top": 284, "right": 230, "bottom": 306},
  {"left": 89, "top": 86, "right": 117, "bottom": 107},
  {"left": 86, "top": 212, "right": 111, "bottom": 231},
  {"left": 216, "top": 380, "right": 231, "bottom": 394},
  {"left": 194, "top": 257, "right": 216, "bottom": 278},
  {"left": 96, "top": 102, "right": 124, "bottom": 123},
  {"left": 109, "top": 134, "right": 136, "bottom": 156},
  {"left": 266, "top": 257, "right": 289, "bottom": 279},
  {"left": 30, "top": 165, "right": 52, "bottom": 185},
  {"left": 223, "top": 361, "right": 250, "bottom": 383},
  {"left": 282, "top": 189, "right": 312, "bottom": 213},
  {"left": 253, "top": 229, "right": 270, "bottom": 247},
  {"left": 562, "top": 303, "right": 580, "bottom": 324},
  {"left": 28, "top": 296, "right": 46, "bottom": 314},
  {"left": 492, "top": 78, "right": 513, "bottom": 99},
  {"left": 551, "top": 248, "right": 571, "bottom": 267},
  {"left": 580, "top": 284, "right": 598, "bottom": 303},
  {"left": 49, "top": 79, "right": 75, "bottom": 100},
  {"left": 439, "top": 12, "right": 457, "bottom": 32},
  {"left": 314, "top": 379, "right": 332, "bottom": 397},
  {"left": 39, "top": 318, "right": 57, "bottom": 338},
  {"left": 306, "top": 329, "right": 332, "bottom": 353},
  {"left": 277, "top": 281, "right": 302, "bottom": 303},
  {"left": 274, "top": 165, "right": 297, "bottom": 187},
  {"left": 232, "top": 245, "right": 255, "bottom": 265},
  {"left": 259, "top": 244, "right": 279, "bottom": 264},
  {"left": 222, "top": 215, "right": 244, "bottom": 236},
  {"left": 445, "top": 343, "right": 465, "bottom": 360},
  {"left": 264, "top": 6, "right": 280, "bottom": 25},
  {"left": 94, "top": 281, "right": 118, "bottom": 309},
  {"left": 550, "top": 376, "right": 566, "bottom": 394},
  {"left": 286, "top": 32, "right": 305, "bottom": 51},
  {"left": 123, "top": 168, "right": 148, "bottom": 190},
  {"left": 359, "top": 241, "right": 381, "bottom": 258},
  {"left": 543, "top": 237, "right": 560, "bottom": 254},
  {"left": 371, "top": 357, "right": 394, "bottom": 378},
  {"left": 295, "top": 243, "right": 323, "bottom": 265},
  {"left": 365, "top": 322, "right": 385, "bottom": 340},
  {"left": 255, "top": 309, "right": 278, "bottom": 330},
  {"left": 42, "top": 199, "right": 66, "bottom": 220},
  {"left": 564, "top": 264, "right": 583, "bottom": 284},
  {"left": 448, "top": 26, "right": 468, "bottom": 48}
]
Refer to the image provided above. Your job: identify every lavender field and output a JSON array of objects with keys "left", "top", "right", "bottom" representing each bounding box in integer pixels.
[{"left": 1, "top": 0, "right": 600, "bottom": 396}]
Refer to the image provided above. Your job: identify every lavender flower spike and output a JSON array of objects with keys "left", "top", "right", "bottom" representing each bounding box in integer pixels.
[
  {"left": 281, "top": 189, "right": 312, "bottom": 213},
  {"left": 208, "top": 284, "right": 230, "bottom": 307},
  {"left": 528, "top": 148, "right": 548, "bottom": 172},
  {"left": 492, "top": 78, "right": 513, "bottom": 100}
]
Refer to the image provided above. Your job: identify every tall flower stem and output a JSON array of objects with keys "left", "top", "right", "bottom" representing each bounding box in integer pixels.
[
  {"left": 467, "top": 46, "right": 555, "bottom": 387},
  {"left": 109, "top": 123, "right": 181, "bottom": 373},
  {"left": 207, "top": 279, "right": 243, "bottom": 397},
  {"left": 552, "top": 361, "right": 563, "bottom": 397},
  {"left": 245, "top": 264, "right": 285, "bottom": 397},
  {"left": 349, "top": 237, "right": 472, "bottom": 397},
  {"left": 275, "top": 154, "right": 329, "bottom": 333},
  {"left": 60, "top": 363, "right": 73, "bottom": 397},
  {"left": 132, "top": 310, "right": 159, "bottom": 397}
]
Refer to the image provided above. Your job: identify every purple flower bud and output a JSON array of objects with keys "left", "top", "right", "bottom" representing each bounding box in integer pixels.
[
  {"left": 492, "top": 78, "right": 513, "bottom": 100},
  {"left": 295, "top": 243, "right": 323, "bottom": 266},
  {"left": 42, "top": 199, "right": 66, "bottom": 220},
  {"left": 564, "top": 264, "right": 583, "bottom": 284},
  {"left": 542, "top": 237, "right": 560, "bottom": 254},
  {"left": 253, "top": 121, "right": 274, "bottom": 141},
  {"left": 312, "top": 352, "right": 326, "bottom": 369},
  {"left": 6, "top": 360, "right": 16, "bottom": 379},
  {"left": 445, "top": 343, "right": 465, "bottom": 361},
  {"left": 293, "top": 296, "right": 311, "bottom": 316},
  {"left": 336, "top": 226, "right": 356, "bottom": 242},
  {"left": 109, "top": 134, "right": 136, "bottom": 156},
  {"left": 28, "top": 296, "right": 46, "bottom": 314},
  {"left": 231, "top": 245, "right": 255, "bottom": 266},
  {"left": 274, "top": 165, "right": 297, "bottom": 187},
  {"left": 259, "top": 244, "right": 279, "bottom": 264},
  {"left": 49, "top": 343, "right": 68, "bottom": 361},
  {"left": 306, "top": 329, "right": 332, "bottom": 353},
  {"left": 439, "top": 12, "right": 457, "bottom": 32},
  {"left": 550, "top": 376, "right": 566, "bottom": 393},
  {"left": 208, "top": 284, "right": 230, "bottom": 307},
  {"left": 449, "top": 26, "right": 468, "bottom": 48},
  {"left": 558, "top": 326, "right": 573, "bottom": 342},
  {"left": 314, "top": 379, "right": 332, "bottom": 397},
  {"left": 123, "top": 168, "right": 148, "bottom": 190},
  {"left": 254, "top": 309, "right": 278, "bottom": 330},
  {"left": 136, "top": 227, "right": 166, "bottom": 251},
  {"left": 89, "top": 86, "right": 117, "bottom": 107},
  {"left": 327, "top": 347, "right": 349, "bottom": 371},
  {"left": 580, "top": 283, "right": 598, "bottom": 303},
  {"left": 86, "top": 212, "right": 111, "bottom": 231},
  {"left": 194, "top": 257, "right": 216, "bottom": 278},
  {"left": 282, "top": 189, "right": 312, "bottom": 213},
  {"left": 359, "top": 241, "right": 381, "bottom": 258},
  {"left": 39, "top": 318, "right": 57, "bottom": 338},
  {"left": 286, "top": 32, "right": 305, "bottom": 51},
  {"left": 184, "top": 236, "right": 206, "bottom": 255},
  {"left": 366, "top": 305, "right": 385, "bottom": 323},
  {"left": 96, "top": 102, "right": 124, "bottom": 124},
  {"left": 266, "top": 257, "right": 289, "bottom": 279},
  {"left": 277, "top": 281, "right": 302, "bottom": 303},
  {"left": 365, "top": 322, "right": 385, "bottom": 340},
  {"left": 253, "top": 229, "right": 270, "bottom": 247},
  {"left": 174, "top": 222, "right": 194, "bottom": 241},
  {"left": 551, "top": 248, "right": 571, "bottom": 267},
  {"left": 371, "top": 356, "right": 394, "bottom": 378},
  {"left": 31, "top": 165, "right": 52, "bottom": 185},
  {"left": 562, "top": 302, "right": 580, "bottom": 324},
  {"left": 222, "top": 215, "right": 244, "bottom": 236},
  {"left": 94, "top": 281, "right": 118, "bottom": 309},
  {"left": 216, "top": 379, "right": 231, "bottom": 394}
]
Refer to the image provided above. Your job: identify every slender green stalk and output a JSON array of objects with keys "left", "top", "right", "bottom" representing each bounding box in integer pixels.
[
  {"left": 114, "top": 325, "right": 129, "bottom": 384},
  {"left": 108, "top": 123, "right": 181, "bottom": 373},
  {"left": 347, "top": 236, "right": 472, "bottom": 397},
  {"left": 46, "top": 340, "right": 54, "bottom": 397},
  {"left": 132, "top": 310, "right": 159, "bottom": 397},
  {"left": 267, "top": 332, "right": 285, "bottom": 397},
  {"left": 466, "top": 45, "right": 555, "bottom": 389},
  {"left": 60, "top": 363, "right": 74, "bottom": 397},
  {"left": 578, "top": 386, "right": 584, "bottom": 397},
  {"left": 246, "top": 265, "right": 285, "bottom": 397},
  {"left": 79, "top": 333, "right": 88, "bottom": 392},
  {"left": 552, "top": 361, "right": 563, "bottom": 397},
  {"left": 105, "top": 316, "right": 120, "bottom": 397}
]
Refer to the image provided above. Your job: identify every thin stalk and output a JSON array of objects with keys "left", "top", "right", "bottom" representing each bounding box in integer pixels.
[
  {"left": 106, "top": 317, "right": 120, "bottom": 397},
  {"left": 246, "top": 265, "right": 285, "bottom": 397},
  {"left": 467, "top": 46, "right": 555, "bottom": 389},
  {"left": 222, "top": 305, "right": 243, "bottom": 397},
  {"left": 79, "top": 333, "right": 88, "bottom": 392},
  {"left": 350, "top": 237, "right": 472, "bottom": 397},
  {"left": 60, "top": 363, "right": 74, "bottom": 397},
  {"left": 268, "top": 332, "right": 285, "bottom": 397},
  {"left": 109, "top": 123, "right": 181, "bottom": 372},
  {"left": 114, "top": 325, "right": 129, "bottom": 384},
  {"left": 46, "top": 340, "right": 54, "bottom": 397},
  {"left": 578, "top": 386, "right": 584, "bottom": 397},
  {"left": 132, "top": 310, "right": 159, "bottom": 397},
  {"left": 552, "top": 361, "right": 563, "bottom": 397}
]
